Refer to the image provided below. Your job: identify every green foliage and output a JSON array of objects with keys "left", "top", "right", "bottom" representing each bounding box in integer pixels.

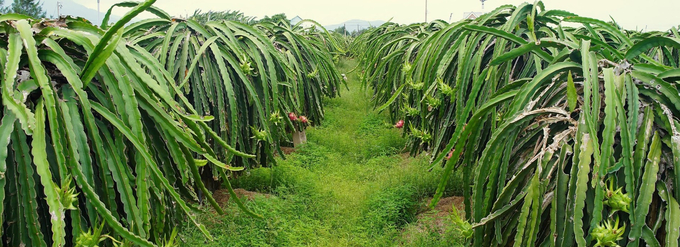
[
  {"left": 0, "top": 1, "right": 344, "bottom": 246},
  {"left": 0, "top": 1, "right": 256, "bottom": 244},
  {"left": 123, "top": 15, "right": 343, "bottom": 171},
  {"left": 357, "top": 1, "right": 680, "bottom": 246},
  {"left": 364, "top": 184, "right": 419, "bottom": 234}
]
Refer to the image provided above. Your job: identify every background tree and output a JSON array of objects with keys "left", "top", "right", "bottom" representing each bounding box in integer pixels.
[
  {"left": 0, "top": 0, "right": 7, "bottom": 14},
  {"left": 333, "top": 25, "right": 348, "bottom": 36},
  {"left": 350, "top": 28, "right": 367, "bottom": 37},
  {"left": 10, "top": 0, "right": 45, "bottom": 18},
  {"left": 259, "top": 13, "right": 287, "bottom": 24},
  {"left": 190, "top": 9, "right": 256, "bottom": 24}
]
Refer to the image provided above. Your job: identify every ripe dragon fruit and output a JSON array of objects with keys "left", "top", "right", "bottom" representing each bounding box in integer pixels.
[
  {"left": 299, "top": 116, "right": 309, "bottom": 124},
  {"left": 288, "top": 112, "right": 297, "bottom": 121},
  {"left": 394, "top": 120, "right": 404, "bottom": 128},
  {"left": 446, "top": 149, "right": 455, "bottom": 160}
]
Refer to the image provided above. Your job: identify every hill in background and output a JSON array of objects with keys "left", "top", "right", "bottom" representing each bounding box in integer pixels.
[
  {"left": 1, "top": 0, "right": 122, "bottom": 24},
  {"left": 3, "top": 1, "right": 385, "bottom": 32}
]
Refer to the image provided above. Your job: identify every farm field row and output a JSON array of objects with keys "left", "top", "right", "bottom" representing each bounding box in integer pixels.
[
  {"left": 179, "top": 59, "right": 466, "bottom": 246},
  {"left": 1, "top": 0, "right": 680, "bottom": 246}
]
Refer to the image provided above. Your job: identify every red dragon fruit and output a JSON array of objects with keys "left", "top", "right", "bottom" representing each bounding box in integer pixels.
[
  {"left": 446, "top": 149, "right": 455, "bottom": 160},
  {"left": 299, "top": 116, "right": 309, "bottom": 124},
  {"left": 394, "top": 120, "right": 404, "bottom": 128},
  {"left": 288, "top": 112, "right": 297, "bottom": 121}
]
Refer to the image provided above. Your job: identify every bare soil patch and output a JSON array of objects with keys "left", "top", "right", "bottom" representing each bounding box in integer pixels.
[
  {"left": 418, "top": 196, "right": 465, "bottom": 226},
  {"left": 273, "top": 146, "right": 296, "bottom": 157},
  {"left": 212, "top": 188, "right": 271, "bottom": 207},
  {"left": 281, "top": 146, "right": 296, "bottom": 155},
  {"left": 430, "top": 196, "right": 465, "bottom": 217}
]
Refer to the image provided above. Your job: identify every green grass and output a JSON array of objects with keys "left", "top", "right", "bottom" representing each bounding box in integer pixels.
[{"left": 179, "top": 58, "right": 466, "bottom": 246}]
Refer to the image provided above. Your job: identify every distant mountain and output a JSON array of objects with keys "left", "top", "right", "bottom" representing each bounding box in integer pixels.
[
  {"left": 44, "top": 0, "right": 123, "bottom": 25},
  {"left": 0, "top": 0, "right": 124, "bottom": 25},
  {"left": 324, "top": 19, "right": 386, "bottom": 33}
]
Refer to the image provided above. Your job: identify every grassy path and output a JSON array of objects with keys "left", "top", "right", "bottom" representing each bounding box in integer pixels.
[{"left": 180, "top": 59, "right": 464, "bottom": 246}]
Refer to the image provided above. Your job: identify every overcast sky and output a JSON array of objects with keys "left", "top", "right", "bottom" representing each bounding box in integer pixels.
[{"left": 75, "top": 0, "right": 679, "bottom": 31}]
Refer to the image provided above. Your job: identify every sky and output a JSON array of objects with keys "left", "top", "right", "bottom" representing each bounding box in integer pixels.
[{"left": 71, "top": 0, "right": 679, "bottom": 31}]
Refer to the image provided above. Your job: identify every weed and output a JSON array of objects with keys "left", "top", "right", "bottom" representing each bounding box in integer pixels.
[{"left": 363, "top": 184, "right": 419, "bottom": 234}]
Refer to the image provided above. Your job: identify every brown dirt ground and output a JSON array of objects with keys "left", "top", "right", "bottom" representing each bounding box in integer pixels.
[
  {"left": 280, "top": 147, "right": 296, "bottom": 155},
  {"left": 420, "top": 196, "right": 466, "bottom": 225},
  {"left": 212, "top": 188, "right": 271, "bottom": 207},
  {"left": 429, "top": 196, "right": 465, "bottom": 218},
  {"left": 273, "top": 146, "right": 296, "bottom": 157}
]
